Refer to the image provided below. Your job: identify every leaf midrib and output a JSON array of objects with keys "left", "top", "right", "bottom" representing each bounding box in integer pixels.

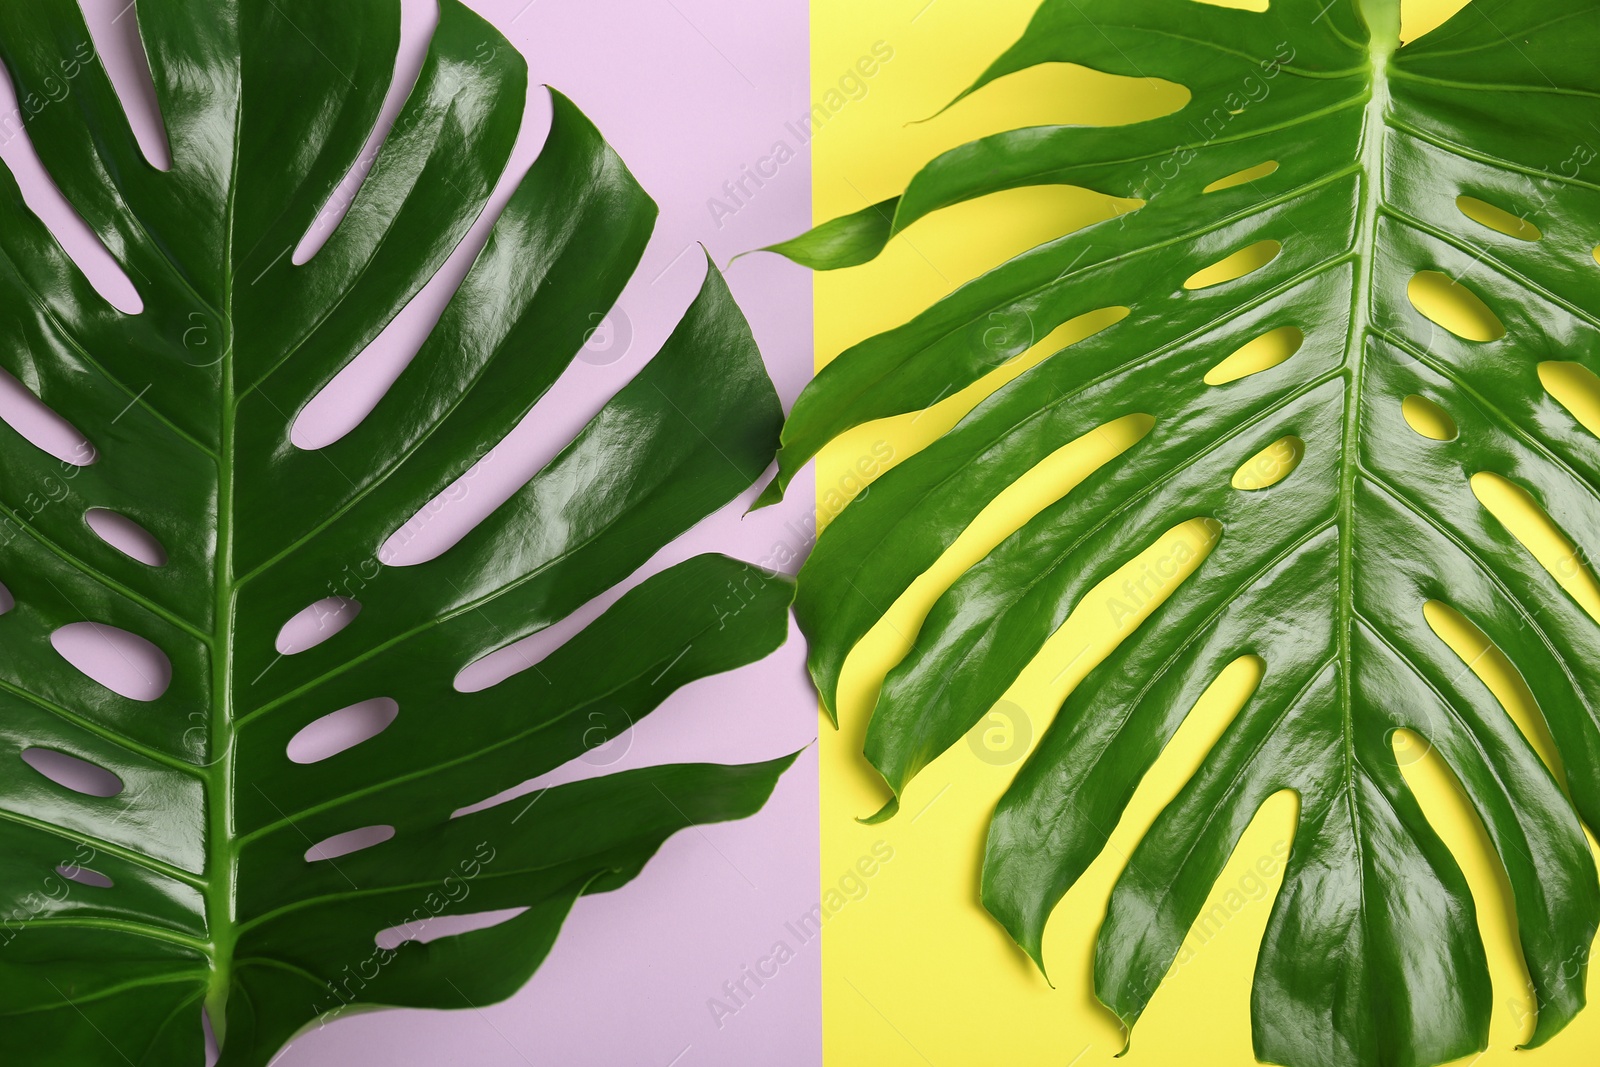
[
  {"left": 1332, "top": 34, "right": 1393, "bottom": 931},
  {"left": 201, "top": 32, "right": 246, "bottom": 1037}
]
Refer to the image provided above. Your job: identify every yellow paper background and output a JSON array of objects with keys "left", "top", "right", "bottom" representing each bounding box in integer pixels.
[{"left": 809, "top": 1, "right": 1600, "bottom": 1064}]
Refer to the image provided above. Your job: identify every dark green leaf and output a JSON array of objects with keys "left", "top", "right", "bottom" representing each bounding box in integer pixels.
[
  {"left": 763, "top": 1, "right": 1600, "bottom": 1063},
  {"left": 0, "top": 2, "right": 794, "bottom": 1064}
]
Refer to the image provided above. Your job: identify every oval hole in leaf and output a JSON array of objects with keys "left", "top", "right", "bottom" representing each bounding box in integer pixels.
[
  {"left": 287, "top": 697, "right": 399, "bottom": 764},
  {"left": 1537, "top": 361, "right": 1600, "bottom": 439},
  {"left": 21, "top": 747, "right": 123, "bottom": 798},
  {"left": 1232, "top": 436, "right": 1303, "bottom": 490},
  {"left": 1401, "top": 395, "right": 1458, "bottom": 441},
  {"left": 375, "top": 907, "right": 528, "bottom": 951},
  {"left": 1470, "top": 472, "right": 1600, "bottom": 621},
  {"left": 84, "top": 508, "right": 167, "bottom": 566},
  {"left": 1422, "top": 600, "right": 1562, "bottom": 779},
  {"left": 1388, "top": 725, "right": 1432, "bottom": 770},
  {"left": 1456, "top": 196, "right": 1541, "bottom": 242},
  {"left": 1184, "top": 240, "right": 1281, "bottom": 290},
  {"left": 0, "top": 580, "right": 12, "bottom": 615},
  {"left": 1407, "top": 271, "right": 1505, "bottom": 342},
  {"left": 0, "top": 366, "right": 97, "bottom": 466},
  {"left": 1203, "top": 160, "right": 1279, "bottom": 194},
  {"left": 305, "top": 824, "right": 395, "bottom": 863},
  {"left": 275, "top": 597, "right": 361, "bottom": 655},
  {"left": 56, "top": 863, "right": 114, "bottom": 888},
  {"left": 50, "top": 622, "right": 172, "bottom": 701},
  {"left": 1204, "top": 326, "right": 1303, "bottom": 385}
]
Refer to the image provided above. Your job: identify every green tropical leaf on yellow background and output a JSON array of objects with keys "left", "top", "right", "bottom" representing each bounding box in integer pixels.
[{"left": 764, "top": 0, "right": 1600, "bottom": 1063}]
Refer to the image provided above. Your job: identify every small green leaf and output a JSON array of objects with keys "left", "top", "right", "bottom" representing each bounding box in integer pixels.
[{"left": 751, "top": 197, "right": 901, "bottom": 271}]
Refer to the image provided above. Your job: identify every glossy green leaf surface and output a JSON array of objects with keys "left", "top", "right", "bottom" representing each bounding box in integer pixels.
[
  {"left": 0, "top": 2, "right": 794, "bottom": 1063},
  {"left": 764, "top": 1, "right": 1600, "bottom": 1064}
]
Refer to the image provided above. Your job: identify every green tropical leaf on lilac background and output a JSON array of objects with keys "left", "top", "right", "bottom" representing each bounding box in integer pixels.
[{"left": 0, "top": 1, "right": 795, "bottom": 1064}]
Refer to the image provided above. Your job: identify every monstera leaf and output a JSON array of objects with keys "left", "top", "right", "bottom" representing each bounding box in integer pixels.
[
  {"left": 763, "top": 0, "right": 1600, "bottom": 1063},
  {"left": 0, "top": 2, "right": 795, "bottom": 1064}
]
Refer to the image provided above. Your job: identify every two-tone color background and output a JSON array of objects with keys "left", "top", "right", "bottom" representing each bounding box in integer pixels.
[{"left": 8, "top": 0, "right": 1600, "bottom": 1064}]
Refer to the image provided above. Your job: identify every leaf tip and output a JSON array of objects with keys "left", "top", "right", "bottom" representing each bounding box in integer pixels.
[
  {"left": 1025, "top": 944, "right": 1051, "bottom": 984},
  {"left": 857, "top": 796, "right": 899, "bottom": 825},
  {"left": 747, "top": 471, "right": 786, "bottom": 513}
]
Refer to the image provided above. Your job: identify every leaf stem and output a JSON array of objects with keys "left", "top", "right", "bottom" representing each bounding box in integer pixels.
[
  {"left": 203, "top": 346, "right": 237, "bottom": 1043},
  {"left": 204, "top": 87, "right": 245, "bottom": 1046},
  {"left": 1334, "top": 25, "right": 1392, "bottom": 856}
]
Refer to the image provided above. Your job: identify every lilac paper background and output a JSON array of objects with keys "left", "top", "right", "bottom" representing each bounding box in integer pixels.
[{"left": 0, "top": 0, "right": 819, "bottom": 1064}]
